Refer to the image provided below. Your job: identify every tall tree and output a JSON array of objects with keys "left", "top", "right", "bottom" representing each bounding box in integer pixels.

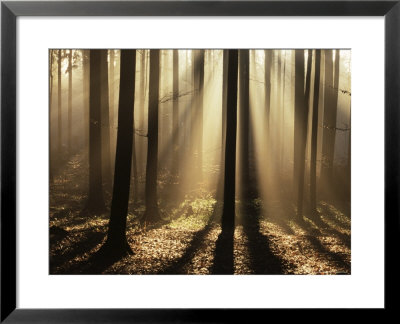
[
  {"left": 172, "top": 49, "right": 179, "bottom": 178},
  {"left": 103, "top": 50, "right": 136, "bottom": 255},
  {"left": 109, "top": 50, "right": 115, "bottom": 166},
  {"left": 293, "top": 50, "right": 305, "bottom": 197},
  {"left": 100, "top": 50, "right": 112, "bottom": 190},
  {"left": 67, "top": 50, "right": 72, "bottom": 153},
  {"left": 82, "top": 50, "right": 90, "bottom": 150},
  {"left": 239, "top": 49, "right": 250, "bottom": 199},
  {"left": 221, "top": 49, "right": 239, "bottom": 234},
  {"left": 86, "top": 50, "right": 106, "bottom": 213},
  {"left": 310, "top": 50, "right": 322, "bottom": 218},
  {"left": 50, "top": 50, "right": 55, "bottom": 183},
  {"left": 297, "top": 50, "right": 312, "bottom": 219},
  {"left": 144, "top": 49, "right": 160, "bottom": 223},
  {"left": 321, "top": 50, "right": 340, "bottom": 190},
  {"left": 191, "top": 50, "right": 205, "bottom": 182},
  {"left": 57, "top": 49, "right": 62, "bottom": 155},
  {"left": 264, "top": 50, "right": 272, "bottom": 131}
]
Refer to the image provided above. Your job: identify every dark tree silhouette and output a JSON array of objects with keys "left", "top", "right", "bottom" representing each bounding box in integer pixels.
[
  {"left": 239, "top": 49, "right": 250, "bottom": 200},
  {"left": 221, "top": 49, "right": 239, "bottom": 233},
  {"left": 68, "top": 49, "right": 72, "bottom": 153},
  {"left": 103, "top": 49, "right": 136, "bottom": 255},
  {"left": 82, "top": 50, "right": 89, "bottom": 149},
  {"left": 57, "top": 49, "right": 62, "bottom": 155},
  {"left": 293, "top": 49, "right": 305, "bottom": 197},
  {"left": 144, "top": 49, "right": 160, "bottom": 223},
  {"left": 297, "top": 49, "right": 312, "bottom": 219},
  {"left": 100, "top": 50, "right": 112, "bottom": 191},
  {"left": 310, "top": 49, "right": 321, "bottom": 217},
  {"left": 86, "top": 50, "right": 106, "bottom": 214}
]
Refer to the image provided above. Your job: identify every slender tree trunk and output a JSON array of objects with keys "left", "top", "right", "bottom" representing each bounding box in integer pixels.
[
  {"left": 57, "top": 50, "right": 62, "bottom": 156},
  {"left": 131, "top": 53, "right": 139, "bottom": 204},
  {"left": 239, "top": 49, "right": 250, "bottom": 199},
  {"left": 293, "top": 50, "right": 305, "bottom": 200},
  {"left": 281, "top": 52, "right": 287, "bottom": 172},
  {"left": 50, "top": 50, "right": 54, "bottom": 183},
  {"left": 321, "top": 50, "right": 340, "bottom": 191},
  {"left": 68, "top": 50, "right": 72, "bottom": 153},
  {"left": 198, "top": 50, "right": 204, "bottom": 181},
  {"left": 264, "top": 50, "right": 272, "bottom": 131},
  {"left": 100, "top": 50, "right": 112, "bottom": 191},
  {"left": 86, "top": 50, "right": 106, "bottom": 213},
  {"left": 104, "top": 49, "right": 136, "bottom": 255},
  {"left": 297, "top": 49, "right": 312, "bottom": 219},
  {"left": 172, "top": 49, "right": 179, "bottom": 178},
  {"left": 221, "top": 49, "right": 239, "bottom": 234},
  {"left": 145, "top": 50, "right": 160, "bottom": 222},
  {"left": 82, "top": 50, "right": 89, "bottom": 150},
  {"left": 310, "top": 50, "right": 321, "bottom": 217},
  {"left": 109, "top": 50, "right": 115, "bottom": 169}
]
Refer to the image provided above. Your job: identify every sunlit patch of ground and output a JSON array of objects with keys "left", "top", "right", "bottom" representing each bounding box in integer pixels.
[{"left": 50, "top": 151, "right": 351, "bottom": 275}]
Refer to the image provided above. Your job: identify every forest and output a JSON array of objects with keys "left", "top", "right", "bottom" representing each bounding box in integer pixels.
[{"left": 49, "top": 49, "right": 351, "bottom": 275}]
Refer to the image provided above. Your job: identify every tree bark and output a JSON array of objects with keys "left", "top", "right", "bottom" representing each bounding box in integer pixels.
[
  {"left": 144, "top": 49, "right": 160, "bottom": 222},
  {"left": 100, "top": 50, "right": 112, "bottom": 191},
  {"left": 239, "top": 49, "right": 250, "bottom": 199},
  {"left": 86, "top": 49, "right": 106, "bottom": 213},
  {"left": 221, "top": 49, "right": 239, "bottom": 234},
  {"left": 321, "top": 50, "right": 340, "bottom": 190},
  {"left": 172, "top": 49, "right": 179, "bottom": 178},
  {"left": 310, "top": 50, "right": 321, "bottom": 217},
  {"left": 68, "top": 50, "right": 72, "bottom": 153},
  {"left": 297, "top": 49, "right": 312, "bottom": 219},
  {"left": 293, "top": 50, "right": 305, "bottom": 198},
  {"left": 104, "top": 49, "right": 136, "bottom": 255},
  {"left": 57, "top": 50, "right": 62, "bottom": 156}
]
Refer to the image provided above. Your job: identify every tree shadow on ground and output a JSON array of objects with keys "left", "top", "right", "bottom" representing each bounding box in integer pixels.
[
  {"left": 211, "top": 229, "right": 234, "bottom": 274},
  {"left": 310, "top": 213, "right": 351, "bottom": 250},
  {"left": 50, "top": 230, "right": 106, "bottom": 274},
  {"left": 241, "top": 202, "right": 290, "bottom": 274},
  {"left": 293, "top": 218, "right": 351, "bottom": 272},
  {"left": 159, "top": 202, "right": 221, "bottom": 274}
]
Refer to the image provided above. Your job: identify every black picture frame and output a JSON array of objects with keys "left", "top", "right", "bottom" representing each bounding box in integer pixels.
[{"left": 1, "top": 0, "right": 398, "bottom": 321}]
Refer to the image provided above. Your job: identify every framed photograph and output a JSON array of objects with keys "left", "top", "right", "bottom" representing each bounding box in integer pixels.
[{"left": 1, "top": 0, "right": 398, "bottom": 321}]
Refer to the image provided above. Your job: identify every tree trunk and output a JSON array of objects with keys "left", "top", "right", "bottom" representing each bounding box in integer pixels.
[
  {"left": 86, "top": 50, "right": 106, "bottom": 214},
  {"left": 310, "top": 50, "right": 321, "bottom": 217},
  {"left": 293, "top": 50, "right": 305, "bottom": 199},
  {"left": 67, "top": 50, "right": 72, "bottom": 153},
  {"left": 109, "top": 50, "right": 115, "bottom": 169},
  {"left": 50, "top": 50, "right": 54, "bottom": 183},
  {"left": 144, "top": 49, "right": 160, "bottom": 222},
  {"left": 82, "top": 50, "right": 89, "bottom": 150},
  {"left": 321, "top": 50, "right": 340, "bottom": 190},
  {"left": 297, "top": 49, "right": 312, "bottom": 219},
  {"left": 57, "top": 50, "right": 62, "bottom": 156},
  {"left": 239, "top": 49, "right": 250, "bottom": 199},
  {"left": 221, "top": 49, "right": 239, "bottom": 234},
  {"left": 172, "top": 49, "right": 179, "bottom": 178},
  {"left": 264, "top": 50, "right": 272, "bottom": 131},
  {"left": 104, "top": 49, "right": 136, "bottom": 255},
  {"left": 100, "top": 50, "right": 112, "bottom": 191}
]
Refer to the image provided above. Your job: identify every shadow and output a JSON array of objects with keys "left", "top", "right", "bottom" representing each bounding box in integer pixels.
[
  {"left": 309, "top": 214, "right": 351, "bottom": 250},
  {"left": 159, "top": 202, "right": 221, "bottom": 274},
  {"left": 211, "top": 229, "right": 234, "bottom": 274},
  {"left": 293, "top": 219, "right": 351, "bottom": 272},
  {"left": 241, "top": 203, "right": 289, "bottom": 274},
  {"left": 50, "top": 230, "right": 106, "bottom": 274}
]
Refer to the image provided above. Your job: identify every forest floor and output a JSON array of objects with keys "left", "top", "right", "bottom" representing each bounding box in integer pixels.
[{"left": 50, "top": 151, "right": 351, "bottom": 275}]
